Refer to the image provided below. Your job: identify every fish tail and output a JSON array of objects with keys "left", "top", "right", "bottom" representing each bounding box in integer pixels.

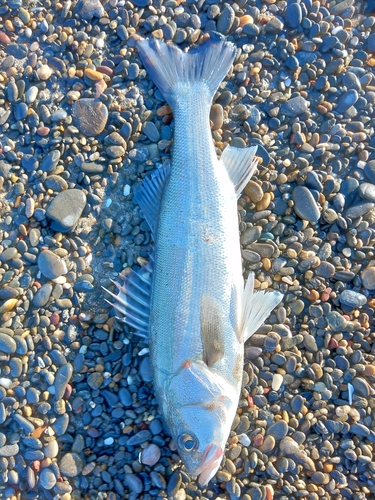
[{"left": 137, "top": 33, "right": 236, "bottom": 109}]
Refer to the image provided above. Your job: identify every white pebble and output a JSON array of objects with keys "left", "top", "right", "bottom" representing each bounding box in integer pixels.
[
  {"left": 272, "top": 373, "right": 283, "bottom": 391},
  {"left": 106, "top": 199, "right": 112, "bottom": 207},
  {"left": 79, "top": 345, "right": 88, "bottom": 354},
  {"left": 104, "top": 437, "right": 114, "bottom": 445},
  {"left": 238, "top": 434, "right": 251, "bottom": 446},
  {"left": 123, "top": 184, "right": 131, "bottom": 196},
  {"left": 348, "top": 383, "right": 354, "bottom": 405},
  {"left": 37, "top": 65, "right": 53, "bottom": 80},
  {"left": 138, "top": 348, "right": 149, "bottom": 356},
  {"left": 0, "top": 378, "right": 12, "bottom": 389}
]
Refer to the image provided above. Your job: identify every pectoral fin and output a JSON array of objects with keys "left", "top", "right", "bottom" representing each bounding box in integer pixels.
[
  {"left": 241, "top": 273, "right": 283, "bottom": 342},
  {"left": 200, "top": 295, "right": 225, "bottom": 367},
  {"left": 221, "top": 145, "right": 258, "bottom": 198}
]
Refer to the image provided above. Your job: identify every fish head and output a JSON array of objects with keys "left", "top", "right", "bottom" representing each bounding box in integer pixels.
[{"left": 165, "top": 359, "right": 240, "bottom": 486}]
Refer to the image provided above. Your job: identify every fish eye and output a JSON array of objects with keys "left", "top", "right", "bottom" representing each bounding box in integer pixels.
[{"left": 177, "top": 433, "right": 198, "bottom": 452}]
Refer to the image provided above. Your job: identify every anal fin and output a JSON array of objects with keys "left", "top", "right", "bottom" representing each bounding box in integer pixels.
[
  {"left": 221, "top": 145, "right": 258, "bottom": 198},
  {"left": 103, "top": 255, "right": 153, "bottom": 338},
  {"left": 241, "top": 273, "right": 283, "bottom": 343}
]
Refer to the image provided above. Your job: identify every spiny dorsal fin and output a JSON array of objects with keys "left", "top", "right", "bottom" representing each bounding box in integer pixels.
[
  {"left": 133, "top": 164, "right": 170, "bottom": 235},
  {"left": 200, "top": 294, "right": 225, "bottom": 367}
]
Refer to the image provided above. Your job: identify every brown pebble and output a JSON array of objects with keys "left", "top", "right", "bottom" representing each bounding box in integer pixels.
[
  {"left": 84, "top": 68, "right": 104, "bottom": 81},
  {"left": 210, "top": 103, "right": 224, "bottom": 130},
  {"left": 256, "top": 192, "right": 271, "bottom": 211},
  {"left": 306, "top": 289, "right": 319, "bottom": 302},
  {"left": 245, "top": 180, "right": 263, "bottom": 203}
]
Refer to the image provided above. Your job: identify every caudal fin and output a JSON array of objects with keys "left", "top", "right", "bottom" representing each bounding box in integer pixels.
[{"left": 137, "top": 33, "right": 236, "bottom": 109}]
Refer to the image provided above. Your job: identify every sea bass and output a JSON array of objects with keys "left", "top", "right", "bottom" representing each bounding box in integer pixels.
[{"left": 107, "top": 34, "right": 283, "bottom": 485}]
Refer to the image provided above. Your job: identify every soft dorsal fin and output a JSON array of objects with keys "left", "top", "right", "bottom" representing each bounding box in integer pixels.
[
  {"left": 200, "top": 294, "right": 225, "bottom": 367},
  {"left": 241, "top": 273, "right": 283, "bottom": 343},
  {"left": 103, "top": 255, "right": 154, "bottom": 338},
  {"left": 221, "top": 145, "right": 258, "bottom": 198},
  {"left": 133, "top": 164, "right": 171, "bottom": 235}
]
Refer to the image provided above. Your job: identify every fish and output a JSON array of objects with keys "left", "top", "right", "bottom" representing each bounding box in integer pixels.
[{"left": 105, "top": 33, "right": 283, "bottom": 486}]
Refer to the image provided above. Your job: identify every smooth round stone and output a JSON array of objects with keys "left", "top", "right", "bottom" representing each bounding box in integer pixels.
[
  {"left": 0, "top": 444, "right": 19, "bottom": 457},
  {"left": 15, "top": 102, "right": 28, "bottom": 120},
  {"left": 125, "top": 474, "right": 143, "bottom": 494},
  {"left": 272, "top": 373, "right": 283, "bottom": 391},
  {"left": 149, "top": 418, "right": 163, "bottom": 435},
  {"left": 345, "top": 201, "right": 374, "bottom": 218},
  {"left": 46, "top": 189, "right": 87, "bottom": 232},
  {"left": 80, "top": 161, "right": 105, "bottom": 173},
  {"left": 55, "top": 363, "right": 73, "bottom": 399},
  {"left": 358, "top": 182, "right": 375, "bottom": 202},
  {"left": 285, "top": 3, "right": 302, "bottom": 28},
  {"left": 13, "top": 414, "right": 35, "bottom": 434},
  {"left": 210, "top": 104, "right": 223, "bottom": 130},
  {"left": 292, "top": 186, "right": 320, "bottom": 223},
  {"left": 143, "top": 121, "right": 160, "bottom": 142},
  {"left": 246, "top": 106, "right": 261, "bottom": 126},
  {"left": 44, "top": 175, "right": 68, "bottom": 192},
  {"left": 38, "top": 250, "right": 67, "bottom": 279},
  {"left": 59, "top": 452, "right": 83, "bottom": 476},
  {"left": 339, "top": 290, "right": 367, "bottom": 309},
  {"left": 267, "top": 420, "right": 288, "bottom": 440},
  {"left": 39, "top": 468, "right": 56, "bottom": 490},
  {"left": 291, "top": 395, "right": 304, "bottom": 413},
  {"left": 336, "top": 89, "right": 358, "bottom": 113},
  {"left": 78, "top": 0, "right": 105, "bottom": 18},
  {"left": 365, "top": 160, "right": 375, "bottom": 183},
  {"left": 5, "top": 43, "right": 28, "bottom": 59},
  {"left": 315, "top": 262, "right": 335, "bottom": 278},
  {"left": 141, "top": 443, "right": 161, "bottom": 466},
  {"left": 351, "top": 377, "right": 371, "bottom": 397},
  {"left": 139, "top": 356, "right": 152, "bottom": 383},
  {"left": 0, "top": 331, "right": 16, "bottom": 354},
  {"left": 72, "top": 98, "right": 108, "bottom": 136},
  {"left": 29, "top": 228, "right": 41, "bottom": 246},
  {"left": 349, "top": 423, "right": 370, "bottom": 437},
  {"left": 245, "top": 180, "right": 263, "bottom": 202},
  {"left": 361, "top": 267, "right": 375, "bottom": 290},
  {"left": 26, "top": 86, "right": 38, "bottom": 103},
  {"left": 40, "top": 150, "right": 61, "bottom": 173},
  {"left": 33, "top": 284, "right": 53, "bottom": 307},
  {"left": 216, "top": 4, "right": 235, "bottom": 35},
  {"left": 53, "top": 414, "right": 69, "bottom": 436},
  {"left": 265, "top": 17, "right": 284, "bottom": 33},
  {"left": 281, "top": 96, "right": 309, "bottom": 117},
  {"left": 44, "top": 439, "right": 59, "bottom": 458}
]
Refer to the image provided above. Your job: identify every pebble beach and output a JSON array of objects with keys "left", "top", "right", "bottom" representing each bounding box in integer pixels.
[{"left": 1, "top": 0, "right": 375, "bottom": 499}]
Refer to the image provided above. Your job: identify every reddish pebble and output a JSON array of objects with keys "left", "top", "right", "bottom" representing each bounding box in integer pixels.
[
  {"left": 37, "top": 127, "right": 50, "bottom": 136},
  {"left": 33, "top": 460, "right": 40, "bottom": 472},
  {"left": 329, "top": 338, "right": 339, "bottom": 349},
  {"left": 50, "top": 312, "right": 60, "bottom": 325},
  {"left": 34, "top": 281, "right": 42, "bottom": 290},
  {"left": 0, "top": 32, "right": 11, "bottom": 44},
  {"left": 97, "top": 65, "right": 113, "bottom": 77},
  {"left": 162, "top": 114, "right": 173, "bottom": 125},
  {"left": 342, "top": 314, "right": 350, "bottom": 321},
  {"left": 64, "top": 384, "right": 73, "bottom": 399},
  {"left": 138, "top": 421, "right": 149, "bottom": 431},
  {"left": 263, "top": 387, "right": 270, "bottom": 394},
  {"left": 321, "top": 287, "right": 331, "bottom": 302},
  {"left": 88, "top": 427, "right": 99, "bottom": 438},
  {"left": 247, "top": 395, "right": 254, "bottom": 407},
  {"left": 253, "top": 434, "right": 264, "bottom": 447}
]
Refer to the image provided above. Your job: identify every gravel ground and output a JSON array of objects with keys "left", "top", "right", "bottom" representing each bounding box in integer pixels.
[{"left": 1, "top": 0, "right": 375, "bottom": 499}]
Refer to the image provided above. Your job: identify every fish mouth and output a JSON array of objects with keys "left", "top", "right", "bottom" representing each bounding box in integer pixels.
[{"left": 191, "top": 444, "right": 223, "bottom": 486}]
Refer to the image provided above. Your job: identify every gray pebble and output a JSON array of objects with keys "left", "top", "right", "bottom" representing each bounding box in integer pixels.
[{"left": 292, "top": 186, "right": 320, "bottom": 223}]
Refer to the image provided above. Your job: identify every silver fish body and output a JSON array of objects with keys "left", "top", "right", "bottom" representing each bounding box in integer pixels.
[{"left": 107, "top": 35, "right": 283, "bottom": 485}]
